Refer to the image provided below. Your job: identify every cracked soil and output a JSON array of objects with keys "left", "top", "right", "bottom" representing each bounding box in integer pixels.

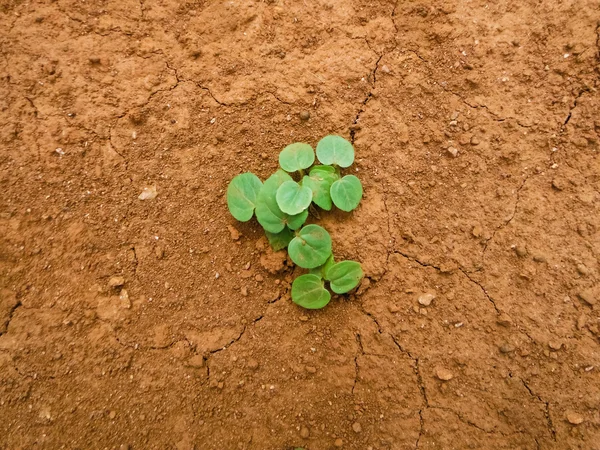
[{"left": 1, "top": 0, "right": 600, "bottom": 449}]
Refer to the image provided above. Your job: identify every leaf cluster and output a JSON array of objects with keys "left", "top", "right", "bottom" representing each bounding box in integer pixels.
[{"left": 227, "top": 135, "right": 364, "bottom": 309}]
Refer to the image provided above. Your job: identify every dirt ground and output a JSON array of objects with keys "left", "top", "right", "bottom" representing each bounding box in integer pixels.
[{"left": 1, "top": 0, "right": 599, "bottom": 448}]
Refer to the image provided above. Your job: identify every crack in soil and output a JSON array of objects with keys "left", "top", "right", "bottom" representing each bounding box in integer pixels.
[
  {"left": 481, "top": 175, "right": 530, "bottom": 263},
  {"left": 352, "top": 333, "right": 363, "bottom": 394},
  {"left": 563, "top": 88, "right": 589, "bottom": 126},
  {"left": 0, "top": 299, "right": 22, "bottom": 336},
  {"left": 521, "top": 379, "right": 557, "bottom": 441}
]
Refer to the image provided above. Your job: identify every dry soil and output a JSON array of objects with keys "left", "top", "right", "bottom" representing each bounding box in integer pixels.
[{"left": 1, "top": 0, "right": 600, "bottom": 449}]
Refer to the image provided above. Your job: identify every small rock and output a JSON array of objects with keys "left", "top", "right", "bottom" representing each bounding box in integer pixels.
[
  {"left": 155, "top": 246, "right": 165, "bottom": 259},
  {"left": 418, "top": 293, "right": 435, "bottom": 307},
  {"left": 576, "top": 264, "right": 589, "bottom": 276},
  {"left": 240, "top": 286, "right": 248, "bottom": 297},
  {"left": 255, "top": 274, "right": 264, "bottom": 282},
  {"left": 548, "top": 340, "right": 563, "bottom": 351},
  {"left": 119, "top": 289, "right": 131, "bottom": 308},
  {"left": 138, "top": 185, "right": 158, "bottom": 200},
  {"left": 514, "top": 245, "right": 528, "bottom": 257},
  {"left": 578, "top": 289, "right": 596, "bottom": 306},
  {"left": 435, "top": 367, "right": 453, "bottom": 381},
  {"left": 352, "top": 422, "right": 362, "bottom": 433},
  {"left": 381, "top": 65, "right": 390, "bottom": 73},
  {"left": 108, "top": 276, "right": 125, "bottom": 288},
  {"left": 187, "top": 355, "right": 206, "bottom": 368},
  {"left": 119, "top": 445, "right": 130, "bottom": 450},
  {"left": 334, "top": 438, "right": 344, "bottom": 447},
  {"left": 533, "top": 254, "right": 547, "bottom": 263},
  {"left": 299, "top": 111, "right": 311, "bottom": 121},
  {"left": 299, "top": 315, "right": 309, "bottom": 322},
  {"left": 499, "top": 342, "right": 515, "bottom": 354},
  {"left": 472, "top": 225, "right": 482, "bottom": 238},
  {"left": 447, "top": 147, "right": 459, "bottom": 157},
  {"left": 109, "top": 410, "right": 117, "bottom": 420},
  {"left": 565, "top": 410, "right": 584, "bottom": 425},
  {"left": 227, "top": 225, "right": 241, "bottom": 241},
  {"left": 576, "top": 314, "right": 587, "bottom": 330},
  {"left": 551, "top": 179, "right": 566, "bottom": 191},
  {"left": 496, "top": 313, "right": 513, "bottom": 327},
  {"left": 305, "top": 366, "right": 317, "bottom": 374},
  {"left": 300, "top": 426, "right": 310, "bottom": 438},
  {"left": 247, "top": 359, "right": 259, "bottom": 370},
  {"left": 470, "top": 136, "right": 480, "bottom": 145}
]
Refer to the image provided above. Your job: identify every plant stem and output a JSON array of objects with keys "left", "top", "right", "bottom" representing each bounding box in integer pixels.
[{"left": 299, "top": 169, "right": 305, "bottom": 177}]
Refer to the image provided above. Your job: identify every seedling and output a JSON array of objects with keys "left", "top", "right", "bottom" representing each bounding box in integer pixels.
[{"left": 227, "top": 135, "right": 364, "bottom": 309}]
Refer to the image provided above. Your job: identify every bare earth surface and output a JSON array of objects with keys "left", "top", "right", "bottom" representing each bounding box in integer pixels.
[{"left": 1, "top": 1, "right": 600, "bottom": 449}]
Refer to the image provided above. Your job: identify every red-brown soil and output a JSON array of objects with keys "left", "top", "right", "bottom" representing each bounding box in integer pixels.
[{"left": 1, "top": 1, "right": 599, "bottom": 449}]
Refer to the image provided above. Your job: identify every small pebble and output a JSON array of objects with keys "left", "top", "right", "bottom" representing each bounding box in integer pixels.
[
  {"left": 240, "top": 286, "right": 248, "bottom": 297},
  {"left": 109, "top": 410, "right": 116, "bottom": 420},
  {"left": 548, "top": 340, "right": 563, "bottom": 351},
  {"left": 470, "top": 136, "right": 480, "bottom": 145},
  {"left": 227, "top": 225, "right": 241, "bottom": 241},
  {"left": 108, "top": 276, "right": 125, "bottom": 288},
  {"left": 472, "top": 225, "right": 482, "bottom": 238},
  {"left": 533, "top": 254, "right": 547, "bottom": 263},
  {"left": 299, "top": 111, "right": 310, "bottom": 121},
  {"left": 300, "top": 426, "right": 310, "bottom": 438},
  {"left": 578, "top": 289, "right": 596, "bottom": 306},
  {"left": 447, "top": 147, "right": 459, "bottom": 157},
  {"left": 299, "top": 315, "right": 309, "bottom": 322},
  {"left": 499, "top": 342, "right": 515, "bottom": 354},
  {"left": 576, "top": 264, "right": 589, "bottom": 276},
  {"left": 552, "top": 179, "right": 565, "bottom": 191},
  {"left": 496, "top": 313, "right": 512, "bottom": 327},
  {"left": 305, "top": 366, "right": 317, "bottom": 374},
  {"left": 565, "top": 410, "right": 584, "bottom": 425},
  {"left": 418, "top": 293, "right": 435, "bottom": 307},
  {"left": 352, "top": 422, "right": 362, "bottom": 433},
  {"left": 515, "top": 245, "right": 528, "bottom": 257},
  {"left": 255, "top": 274, "right": 264, "bottom": 282},
  {"left": 247, "top": 359, "right": 259, "bottom": 370},
  {"left": 138, "top": 186, "right": 158, "bottom": 200},
  {"left": 334, "top": 438, "right": 344, "bottom": 447},
  {"left": 576, "top": 315, "right": 587, "bottom": 330},
  {"left": 435, "top": 367, "right": 453, "bottom": 381}
]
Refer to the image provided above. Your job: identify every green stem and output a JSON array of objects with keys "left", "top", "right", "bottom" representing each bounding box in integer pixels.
[{"left": 299, "top": 169, "right": 305, "bottom": 177}]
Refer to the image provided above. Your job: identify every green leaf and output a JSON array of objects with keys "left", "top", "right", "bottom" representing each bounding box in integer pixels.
[
  {"left": 287, "top": 210, "right": 308, "bottom": 230},
  {"left": 265, "top": 228, "right": 294, "bottom": 251},
  {"left": 330, "top": 175, "right": 363, "bottom": 212},
  {"left": 316, "top": 135, "right": 354, "bottom": 168},
  {"left": 288, "top": 224, "right": 332, "bottom": 269},
  {"left": 226, "top": 173, "right": 263, "bottom": 222},
  {"left": 309, "top": 254, "right": 335, "bottom": 278},
  {"left": 302, "top": 166, "right": 338, "bottom": 211},
  {"left": 276, "top": 180, "right": 313, "bottom": 215},
  {"left": 291, "top": 274, "right": 331, "bottom": 309},
  {"left": 255, "top": 170, "right": 308, "bottom": 233},
  {"left": 326, "top": 260, "right": 364, "bottom": 294},
  {"left": 279, "top": 143, "right": 315, "bottom": 173}
]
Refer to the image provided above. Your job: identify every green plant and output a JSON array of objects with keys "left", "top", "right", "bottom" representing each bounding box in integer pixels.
[{"left": 227, "top": 135, "right": 364, "bottom": 309}]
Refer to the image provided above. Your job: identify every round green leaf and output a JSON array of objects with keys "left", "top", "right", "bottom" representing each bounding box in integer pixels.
[
  {"left": 326, "top": 260, "right": 364, "bottom": 294},
  {"left": 227, "top": 172, "right": 263, "bottom": 222},
  {"left": 265, "top": 228, "right": 294, "bottom": 251},
  {"left": 330, "top": 175, "right": 363, "bottom": 212},
  {"left": 255, "top": 170, "right": 308, "bottom": 233},
  {"left": 276, "top": 181, "right": 313, "bottom": 215},
  {"left": 316, "top": 135, "right": 354, "bottom": 167},
  {"left": 288, "top": 224, "right": 332, "bottom": 269},
  {"left": 302, "top": 166, "right": 339, "bottom": 211},
  {"left": 255, "top": 170, "right": 291, "bottom": 233},
  {"left": 291, "top": 274, "right": 331, "bottom": 309},
  {"left": 287, "top": 210, "right": 308, "bottom": 230},
  {"left": 279, "top": 143, "right": 315, "bottom": 173}
]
